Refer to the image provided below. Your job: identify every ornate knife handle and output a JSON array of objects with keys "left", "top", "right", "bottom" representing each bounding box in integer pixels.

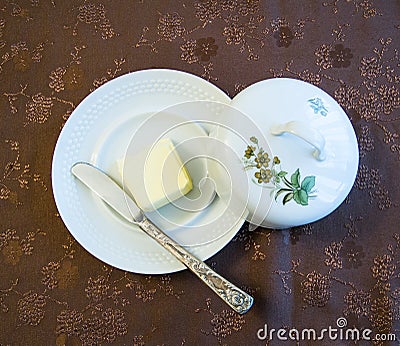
[{"left": 138, "top": 218, "right": 254, "bottom": 314}]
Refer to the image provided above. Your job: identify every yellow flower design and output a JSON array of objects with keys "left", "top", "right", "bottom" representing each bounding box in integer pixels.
[
  {"left": 244, "top": 145, "right": 255, "bottom": 159},
  {"left": 255, "top": 168, "right": 272, "bottom": 183},
  {"left": 243, "top": 136, "right": 316, "bottom": 206},
  {"left": 255, "top": 151, "right": 270, "bottom": 168}
]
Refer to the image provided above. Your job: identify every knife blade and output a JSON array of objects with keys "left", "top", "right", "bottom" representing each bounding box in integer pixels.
[
  {"left": 71, "top": 162, "right": 144, "bottom": 223},
  {"left": 71, "top": 162, "right": 253, "bottom": 314}
]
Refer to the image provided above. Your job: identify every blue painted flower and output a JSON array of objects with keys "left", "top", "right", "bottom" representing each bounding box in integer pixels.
[{"left": 308, "top": 97, "right": 328, "bottom": 116}]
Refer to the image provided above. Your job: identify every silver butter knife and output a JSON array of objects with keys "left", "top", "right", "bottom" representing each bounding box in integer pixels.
[{"left": 71, "top": 162, "right": 253, "bottom": 314}]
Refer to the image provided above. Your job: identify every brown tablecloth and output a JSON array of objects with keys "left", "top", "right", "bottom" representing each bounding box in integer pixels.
[{"left": 1, "top": 1, "right": 399, "bottom": 345}]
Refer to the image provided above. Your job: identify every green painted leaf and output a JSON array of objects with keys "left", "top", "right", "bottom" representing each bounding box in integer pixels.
[
  {"left": 278, "top": 171, "right": 288, "bottom": 177},
  {"left": 291, "top": 169, "right": 300, "bottom": 188},
  {"left": 283, "top": 192, "right": 294, "bottom": 205},
  {"left": 293, "top": 190, "right": 300, "bottom": 204},
  {"left": 294, "top": 189, "right": 309, "bottom": 206},
  {"left": 301, "top": 176, "right": 315, "bottom": 193}
]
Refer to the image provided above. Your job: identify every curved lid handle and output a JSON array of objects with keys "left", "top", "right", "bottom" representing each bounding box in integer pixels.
[{"left": 270, "top": 121, "right": 326, "bottom": 161}]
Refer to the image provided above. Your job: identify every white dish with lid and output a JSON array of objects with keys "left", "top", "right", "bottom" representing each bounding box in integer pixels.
[{"left": 52, "top": 69, "right": 359, "bottom": 276}]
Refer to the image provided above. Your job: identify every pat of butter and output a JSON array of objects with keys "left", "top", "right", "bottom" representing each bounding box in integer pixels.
[{"left": 119, "top": 138, "right": 193, "bottom": 211}]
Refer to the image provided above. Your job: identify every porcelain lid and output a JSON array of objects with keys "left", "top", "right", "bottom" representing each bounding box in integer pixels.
[{"left": 210, "top": 78, "right": 359, "bottom": 229}]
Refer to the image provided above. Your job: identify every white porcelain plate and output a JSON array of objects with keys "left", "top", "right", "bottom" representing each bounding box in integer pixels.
[{"left": 52, "top": 69, "right": 245, "bottom": 274}]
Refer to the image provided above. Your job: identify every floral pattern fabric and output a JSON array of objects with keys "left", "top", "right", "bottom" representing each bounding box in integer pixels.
[{"left": 0, "top": 1, "right": 399, "bottom": 345}]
